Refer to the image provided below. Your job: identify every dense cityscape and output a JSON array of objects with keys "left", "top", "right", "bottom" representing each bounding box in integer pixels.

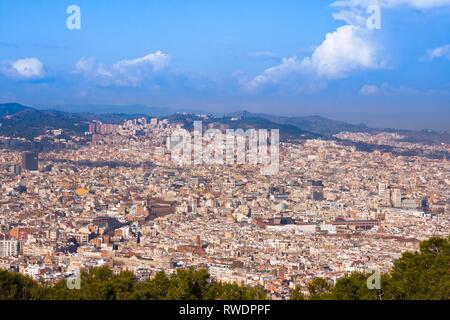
[{"left": 1, "top": 114, "right": 449, "bottom": 300}]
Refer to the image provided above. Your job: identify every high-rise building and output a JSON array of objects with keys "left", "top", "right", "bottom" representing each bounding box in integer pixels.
[
  {"left": 378, "top": 183, "right": 388, "bottom": 196},
  {"left": 8, "top": 164, "right": 21, "bottom": 175},
  {"left": 306, "top": 180, "right": 324, "bottom": 201},
  {"left": 421, "top": 197, "right": 429, "bottom": 211},
  {"left": 379, "top": 183, "right": 392, "bottom": 206},
  {"left": 0, "top": 240, "right": 23, "bottom": 257},
  {"left": 391, "top": 189, "right": 402, "bottom": 208},
  {"left": 21, "top": 152, "right": 39, "bottom": 171}
]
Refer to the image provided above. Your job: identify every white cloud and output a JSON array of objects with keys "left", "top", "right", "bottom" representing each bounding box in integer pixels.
[
  {"left": 332, "top": 10, "right": 368, "bottom": 26},
  {"left": 75, "top": 57, "right": 96, "bottom": 74},
  {"left": 244, "top": 57, "right": 307, "bottom": 91},
  {"left": 309, "top": 25, "right": 384, "bottom": 78},
  {"left": 360, "top": 83, "right": 418, "bottom": 96},
  {"left": 331, "top": 0, "right": 450, "bottom": 26},
  {"left": 114, "top": 51, "right": 170, "bottom": 71},
  {"left": 245, "top": 25, "right": 384, "bottom": 91},
  {"left": 427, "top": 44, "right": 450, "bottom": 60},
  {"left": 75, "top": 51, "right": 170, "bottom": 87},
  {"left": 332, "top": 0, "right": 450, "bottom": 10},
  {"left": 244, "top": 0, "right": 450, "bottom": 93},
  {"left": 12, "top": 58, "right": 44, "bottom": 78},
  {"left": 0, "top": 57, "right": 45, "bottom": 79},
  {"left": 359, "top": 83, "right": 450, "bottom": 96},
  {"left": 249, "top": 51, "right": 279, "bottom": 60},
  {"left": 360, "top": 84, "right": 387, "bottom": 95}
]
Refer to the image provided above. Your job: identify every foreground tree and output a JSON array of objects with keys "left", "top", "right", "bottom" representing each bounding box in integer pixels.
[
  {"left": 0, "top": 270, "right": 42, "bottom": 300},
  {"left": 383, "top": 237, "right": 450, "bottom": 300},
  {"left": 306, "top": 278, "right": 333, "bottom": 300},
  {"left": 291, "top": 236, "right": 450, "bottom": 300}
]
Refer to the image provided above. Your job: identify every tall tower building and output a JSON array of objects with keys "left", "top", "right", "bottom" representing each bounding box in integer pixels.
[
  {"left": 391, "top": 189, "right": 402, "bottom": 208},
  {"left": 306, "top": 180, "right": 324, "bottom": 201},
  {"left": 21, "top": 152, "right": 39, "bottom": 171},
  {"left": 0, "top": 240, "right": 23, "bottom": 257},
  {"left": 378, "top": 183, "right": 388, "bottom": 196},
  {"left": 8, "top": 164, "right": 21, "bottom": 176}
]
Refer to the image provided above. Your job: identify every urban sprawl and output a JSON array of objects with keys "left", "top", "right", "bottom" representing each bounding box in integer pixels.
[{"left": 1, "top": 117, "right": 449, "bottom": 299}]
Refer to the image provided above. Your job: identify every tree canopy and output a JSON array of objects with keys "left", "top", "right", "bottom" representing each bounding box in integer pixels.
[
  {"left": 291, "top": 236, "right": 450, "bottom": 300},
  {"left": 0, "top": 267, "right": 266, "bottom": 300}
]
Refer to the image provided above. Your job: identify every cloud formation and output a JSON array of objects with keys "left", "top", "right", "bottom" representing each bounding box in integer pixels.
[
  {"left": 0, "top": 57, "right": 45, "bottom": 79},
  {"left": 248, "top": 51, "right": 279, "bottom": 61},
  {"left": 360, "top": 83, "right": 388, "bottom": 96},
  {"left": 332, "top": 0, "right": 450, "bottom": 26},
  {"left": 244, "top": 0, "right": 450, "bottom": 93},
  {"left": 75, "top": 51, "right": 170, "bottom": 87},
  {"left": 427, "top": 44, "right": 450, "bottom": 60},
  {"left": 359, "top": 83, "right": 450, "bottom": 96},
  {"left": 309, "top": 25, "right": 384, "bottom": 78},
  {"left": 332, "top": 0, "right": 450, "bottom": 10},
  {"left": 245, "top": 25, "right": 384, "bottom": 91}
]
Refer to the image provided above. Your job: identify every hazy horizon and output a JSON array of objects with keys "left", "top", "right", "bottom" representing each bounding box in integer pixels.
[{"left": 1, "top": 101, "right": 446, "bottom": 132}]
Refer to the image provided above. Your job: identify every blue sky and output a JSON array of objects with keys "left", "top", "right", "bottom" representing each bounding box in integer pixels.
[{"left": 0, "top": 0, "right": 449, "bottom": 130}]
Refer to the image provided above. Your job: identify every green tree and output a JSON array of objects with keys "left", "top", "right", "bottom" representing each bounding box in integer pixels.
[
  {"left": 0, "top": 270, "right": 42, "bottom": 300},
  {"left": 304, "top": 236, "right": 450, "bottom": 300},
  {"left": 132, "top": 271, "right": 170, "bottom": 300},
  {"left": 43, "top": 267, "right": 136, "bottom": 300},
  {"left": 165, "top": 268, "right": 210, "bottom": 300},
  {"left": 329, "top": 272, "right": 384, "bottom": 300},
  {"left": 307, "top": 278, "right": 333, "bottom": 300},
  {"left": 383, "top": 236, "right": 450, "bottom": 300},
  {"left": 289, "top": 287, "right": 305, "bottom": 300}
]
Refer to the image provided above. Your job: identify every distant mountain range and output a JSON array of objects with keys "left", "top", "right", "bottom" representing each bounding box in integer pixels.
[
  {"left": 46, "top": 104, "right": 172, "bottom": 117},
  {"left": 165, "top": 112, "right": 320, "bottom": 141},
  {"left": 225, "top": 111, "right": 372, "bottom": 138},
  {"left": 224, "top": 111, "right": 450, "bottom": 144},
  {"left": 0, "top": 103, "right": 149, "bottom": 139},
  {"left": 0, "top": 103, "right": 87, "bottom": 139},
  {"left": 1, "top": 103, "right": 450, "bottom": 144}
]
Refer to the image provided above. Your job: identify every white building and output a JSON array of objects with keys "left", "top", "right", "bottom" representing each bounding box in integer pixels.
[{"left": 0, "top": 240, "right": 23, "bottom": 257}]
